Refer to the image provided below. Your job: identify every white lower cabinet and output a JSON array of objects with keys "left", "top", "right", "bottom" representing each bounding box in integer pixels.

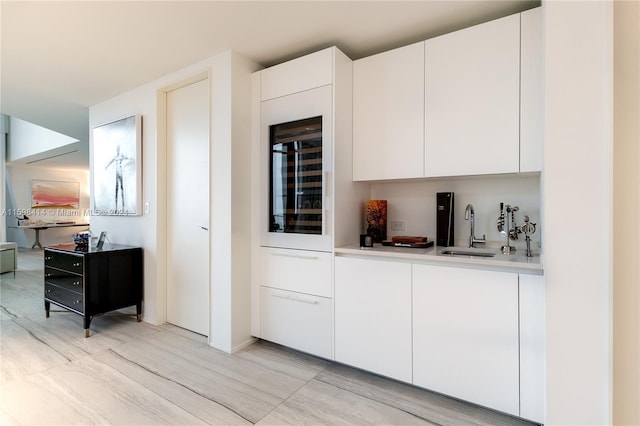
[
  {"left": 260, "top": 286, "right": 332, "bottom": 359},
  {"left": 263, "top": 252, "right": 544, "bottom": 421},
  {"left": 519, "top": 274, "right": 545, "bottom": 423},
  {"left": 257, "top": 247, "right": 333, "bottom": 359},
  {"left": 334, "top": 257, "right": 412, "bottom": 382},
  {"left": 412, "top": 264, "right": 520, "bottom": 416},
  {"left": 259, "top": 247, "right": 332, "bottom": 297}
]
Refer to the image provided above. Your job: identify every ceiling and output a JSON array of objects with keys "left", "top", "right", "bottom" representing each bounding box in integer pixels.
[{"left": 1, "top": 0, "right": 539, "bottom": 169}]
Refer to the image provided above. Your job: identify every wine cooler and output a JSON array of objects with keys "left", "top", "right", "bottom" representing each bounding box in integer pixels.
[
  {"left": 260, "top": 85, "right": 333, "bottom": 252},
  {"left": 270, "top": 116, "right": 323, "bottom": 235}
]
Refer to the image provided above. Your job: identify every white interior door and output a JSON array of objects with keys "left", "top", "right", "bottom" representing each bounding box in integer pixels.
[{"left": 166, "top": 78, "right": 210, "bottom": 335}]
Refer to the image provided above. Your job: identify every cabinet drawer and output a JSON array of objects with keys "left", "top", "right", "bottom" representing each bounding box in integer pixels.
[
  {"left": 45, "top": 283, "right": 84, "bottom": 313},
  {"left": 44, "top": 267, "right": 82, "bottom": 293},
  {"left": 260, "top": 247, "right": 331, "bottom": 297},
  {"left": 260, "top": 286, "right": 332, "bottom": 359},
  {"left": 44, "top": 250, "right": 83, "bottom": 274}
]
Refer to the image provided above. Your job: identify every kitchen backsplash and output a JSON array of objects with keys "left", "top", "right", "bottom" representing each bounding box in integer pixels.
[{"left": 369, "top": 173, "right": 541, "bottom": 249}]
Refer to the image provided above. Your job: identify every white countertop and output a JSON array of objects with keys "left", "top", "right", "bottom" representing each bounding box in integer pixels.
[{"left": 335, "top": 243, "right": 543, "bottom": 275}]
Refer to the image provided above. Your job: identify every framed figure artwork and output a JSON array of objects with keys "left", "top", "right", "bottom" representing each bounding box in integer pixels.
[{"left": 92, "top": 115, "right": 142, "bottom": 215}]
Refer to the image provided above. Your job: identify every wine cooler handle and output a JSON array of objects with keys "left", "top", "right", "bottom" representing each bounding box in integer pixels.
[
  {"left": 324, "top": 209, "right": 330, "bottom": 237},
  {"left": 323, "top": 171, "right": 330, "bottom": 235}
]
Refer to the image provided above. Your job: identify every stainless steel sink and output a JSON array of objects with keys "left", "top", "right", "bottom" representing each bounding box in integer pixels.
[{"left": 440, "top": 247, "right": 496, "bottom": 257}]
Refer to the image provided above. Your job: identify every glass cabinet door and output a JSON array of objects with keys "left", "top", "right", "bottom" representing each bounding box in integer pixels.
[{"left": 269, "top": 116, "right": 323, "bottom": 235}]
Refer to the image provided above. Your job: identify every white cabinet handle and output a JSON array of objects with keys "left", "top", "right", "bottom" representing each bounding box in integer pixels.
[
  {"left": 272, "top": 252, "right": 318, "bottom": 260},
  {"left": 272, "top": 293, "right": 318, "bottom": 304}
]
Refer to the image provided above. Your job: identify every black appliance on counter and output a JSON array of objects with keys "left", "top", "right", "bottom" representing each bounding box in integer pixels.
[{"left": 436, "top": 192, "right": 454, "bottom": 246}]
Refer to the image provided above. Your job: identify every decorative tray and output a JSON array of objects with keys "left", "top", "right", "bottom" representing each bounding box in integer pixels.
[{"left": 381, "top": 236, "right": 434, "bottom": 249}]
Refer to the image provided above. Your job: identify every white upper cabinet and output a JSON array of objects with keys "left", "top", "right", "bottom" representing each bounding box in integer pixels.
[
  {"left": 259, "top": 48, "right": 334, "bottom": 101},
  {"left": 353, "top": 42, "right": 425, "bottom": 180},
  {"left": 425, "top": 14, "right": 520, "bottom": 177},
  {"left": 352, "top": 8, "right": 543, "bottom": 181},
  {"left": 520, "top": 7, "right": 543, "bottom": 172}
]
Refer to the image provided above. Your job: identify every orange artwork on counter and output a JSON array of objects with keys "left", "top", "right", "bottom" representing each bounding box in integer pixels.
[{"left": 366, "top": 200, "right": 387, "bottom": 243}]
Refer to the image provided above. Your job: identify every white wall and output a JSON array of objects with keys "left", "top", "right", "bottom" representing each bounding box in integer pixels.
[
  {"left": 370, "top": 174, "right": 541, "bottom": 249},
  {"left": 208, "top": 51, "right": 262, "bottom": 352},
  {"left": 5, "top": 166, "right": 90, "bottom": 248},
  {"left": 613, "top": 1, "right": 640, "bottom": 424},
  {"left": 90, "top": 50, "right": 259, "bottom": 352},
  {"left": 1, "top": 116, "right": 6, "bottom": 242},
  {"left": 544, "top": 1, "right": 612, "bottom": 424},
  {"left": 7, "top": 116, "right": 79, "bottom": 161},
  {"left": 230, "top": 53, "right": 261, "bottom": 351},
  {"left": 90, "top": 83, "right": 160, "bottom": 323}
]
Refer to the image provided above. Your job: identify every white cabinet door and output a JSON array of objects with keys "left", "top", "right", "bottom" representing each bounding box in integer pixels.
[
  {"left": 260, "top": 286, "right": 333, "bottom": 359},
  {"left": 353, "top": 42, "right": 425, "bottom": 180},
  {"left": 519, "top": 274, "right": 545, "bottom": 423},
  {"left": 412, "top": 264, "right": 519, "bottom": 416},
  {"left": 424, "top": 14, "right": 520, "bottom": 177},
  {"left": 335, "top": 257, "right": 412, "bottom": 382},
  {"left": 520, "top": 7, "right": 543, "bottom": 172},
  {"left": 260, "top": 47, "right": 333, "bottom": 101}
]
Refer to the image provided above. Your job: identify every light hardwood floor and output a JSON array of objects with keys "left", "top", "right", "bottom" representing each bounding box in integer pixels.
[{"left": 1, "top": 249, "right": 536, "bottom": 425}]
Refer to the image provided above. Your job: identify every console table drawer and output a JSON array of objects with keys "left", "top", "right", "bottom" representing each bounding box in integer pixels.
[
  {"left": 44, "top": 251, "right": 83, "bottom": 274},
  {"left": 45, "top": 283, "right": 84, "bottom": 313},
  {"left": 44, "top": 267, "right": 83, "bottom": 293}
]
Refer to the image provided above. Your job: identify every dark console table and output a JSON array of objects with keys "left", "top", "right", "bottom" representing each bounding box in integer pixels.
[{"left": 44, "top": 243, "right": 143, "bottom": 337}]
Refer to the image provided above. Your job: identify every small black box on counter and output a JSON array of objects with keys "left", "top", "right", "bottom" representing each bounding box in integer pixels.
[
  {"left": 436, "top": 192, "right": 454, "bottom": 247},
  {"left": 360, "top": 234, "right": 374, "bottom": 248}
]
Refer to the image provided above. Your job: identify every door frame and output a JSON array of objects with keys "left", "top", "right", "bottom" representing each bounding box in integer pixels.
[{"left": 156, "top": 71, "right": 211, "bottom": 336}]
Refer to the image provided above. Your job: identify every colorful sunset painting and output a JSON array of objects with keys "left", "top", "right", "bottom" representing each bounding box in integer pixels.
[{"left": 31, "top": 180, "right": 80, "bottom": 209}]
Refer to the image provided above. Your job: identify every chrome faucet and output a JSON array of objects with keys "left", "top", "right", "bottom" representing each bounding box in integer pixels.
[{"left": 465, "top": 204, "right": 486, "bottom": 248}]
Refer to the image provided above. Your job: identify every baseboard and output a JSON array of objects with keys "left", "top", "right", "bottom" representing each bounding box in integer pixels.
[
  {"left": 230, "top": 337, "right": 258, "bottom": 354},
  {"left": 208, "top": 336, "right": 257, "bottom": 354}
]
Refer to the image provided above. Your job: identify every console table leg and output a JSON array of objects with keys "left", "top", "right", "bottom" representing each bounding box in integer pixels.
[
  {"left": 136, "top": 303, "right": 142, "bottom": 322},
  {"left": 83, "top": 315, "right": 91, "bottom": 338},
  {"left": 44, "top": 300, "right": 50, "bottom": 318},
  {"left": 32, "top": 229, "right": 43, "bottom": 250}
]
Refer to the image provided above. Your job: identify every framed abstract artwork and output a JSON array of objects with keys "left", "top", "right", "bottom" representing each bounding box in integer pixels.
[
  {"left": 31, "top": 180, "right": 80, "bottom": 209},
  {"left": 92, "top": 115, "right": 142, "bottom": 215}
]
